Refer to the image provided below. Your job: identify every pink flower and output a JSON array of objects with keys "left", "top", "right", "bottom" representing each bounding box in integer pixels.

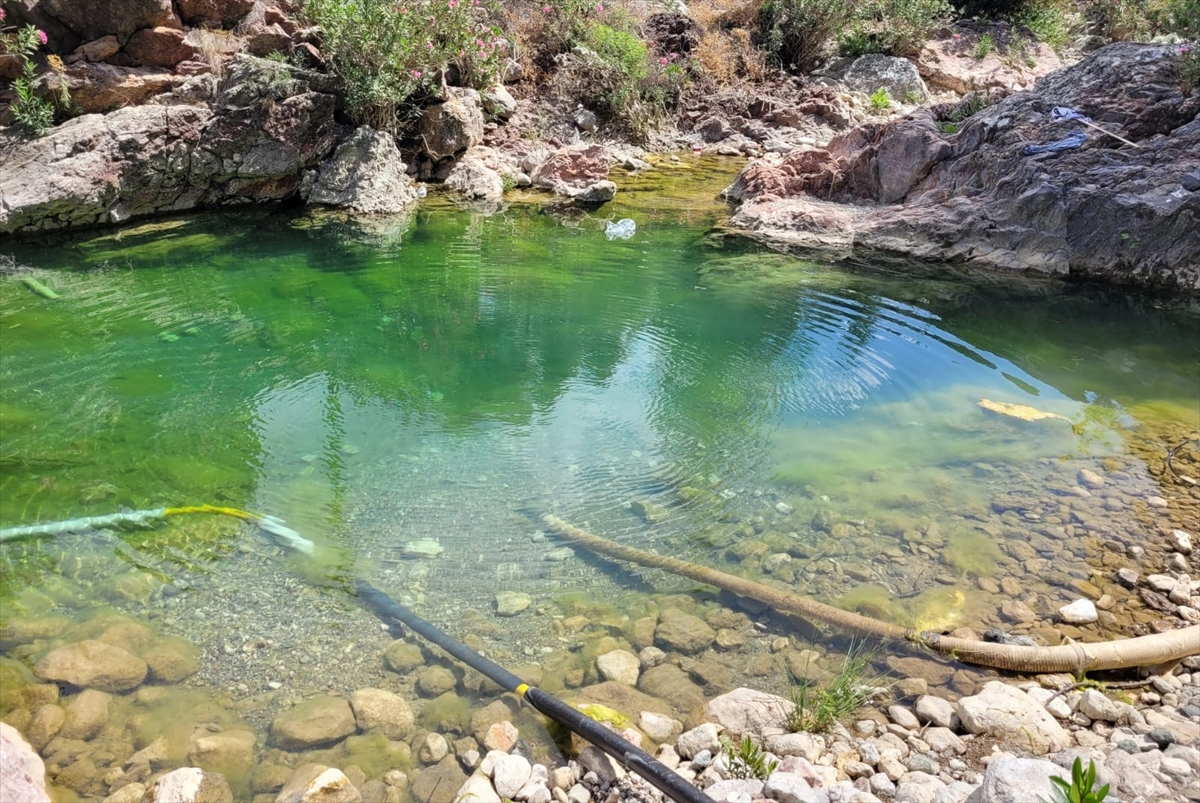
[
  {"left": 596, "top": 2, "right": 603, "bottom": 11},
  {"left": 400, "top": 5, "right": 408, "bottom": 11},
  {"left": 660, "top": 56, "right": 667, "bottom": 64},
  {"left": 543, "top": 4, "right": 551, "bottom": 12},
  {"left": 448, "top": 0, "right": 458, "bottom": 6},
  {"left": 37, "top": 29, "right": 48, "bottom": 45},
  {"left": 426, "top": 41, "right": 433, "bottom": 49},
  {"left": 412, "top": 70, "right": 422, "bottom": 78},
  {"left": 0, "top": 8, "right": 6, "bottom": 20}
]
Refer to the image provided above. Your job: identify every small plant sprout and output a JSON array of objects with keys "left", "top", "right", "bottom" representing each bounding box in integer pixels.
[
  {"left": 721, "top": 735, "right": 778, "bottom": 780},
  {"left": 974, "top": 32, "right": 994, "bottom": 59},
  {"left": 869, "top": 88, "right": 890, "bottom": 112},
  {"left": 1043, "top": 757, "right": 1109, "bottom": 803}
]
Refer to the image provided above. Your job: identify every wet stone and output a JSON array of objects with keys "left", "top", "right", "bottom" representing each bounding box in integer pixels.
[
  {"left": 383, "top": 641, "right": 424, "bottom": 674},
  {"left": 495, "top": 591, "right": 532, "bottom": 617},
  {"left": 416, "top": 665, "right": 458, "bottom": 697}
]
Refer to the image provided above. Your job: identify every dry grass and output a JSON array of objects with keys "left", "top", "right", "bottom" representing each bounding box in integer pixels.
[
  {"left": 691, "top": 0, "right": 766, "bottom": 84},
  {"left": 185, "top": 28, "right": 244, "bottom": 77}
]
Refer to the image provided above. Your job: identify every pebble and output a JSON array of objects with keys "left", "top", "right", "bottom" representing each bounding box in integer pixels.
[
  {"left": 1171, "top": 530, "right": 1194, "bottom": 554},
  {"left": 1059, "top": 599, "right": 1098, "bottom": 624}
]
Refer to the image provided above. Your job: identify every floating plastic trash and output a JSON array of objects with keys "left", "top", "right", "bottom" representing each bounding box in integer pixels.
[
  {"left": 605, "top": 218, "right": 636, "bottom": 240},
  {"left": 416, "top": 185, "right": 428, "bottom": 198}
]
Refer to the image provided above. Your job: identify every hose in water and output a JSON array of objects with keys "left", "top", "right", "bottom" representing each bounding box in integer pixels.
[
  {"left": 0, "top": 505, "right": 315, "bottom": 554},
  {"left": 540, "top": 513, "right": 1200, "bottom": 675},
  {"left": 354, "top": 580, "right": 715, "bottom": 803}
]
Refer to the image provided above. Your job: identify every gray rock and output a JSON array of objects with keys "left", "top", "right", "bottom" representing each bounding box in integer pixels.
[
  {"left": 1170, "top": 529, "right": 1194, "bottom": 554},
  {"left": 957, "top": 682, "right": 1070, "bottom": 754},
  {"left": 894, "top": 771, "right": 946, "bottom": 803},
  {"left": 482, "top": 85, "right": 517, "bottom": 120},
  {"left": 1078, "top": 468, "right": 1106, "bottom": 489},
  {"left": 914, "top": 695, "right": 957, "bottom": 729},
  {"left": 444, "top": 147, "right": 506, "bottom": 202},
  {"left": 418, "top": 87, "right": 484, "bottom": 161},
  {"left": 578, "top": 745, "right": 625, "bottom": 783},
  {"left": 705, "top": 778, "right": 763, "bottom": 802},
  {"left": 307, "top": 126, "right": 419, "bottom": 213},
  {"left": 1104, "top": 748, "right": 1171, "bottom": 799},
  {"left": 887, "top": 704, "right": 921, "bottom": 730},
  {"left": 923, "top": 727, "right": 965, "bottom": 756},
  {"left": 572, "top": 181, "right": 616, "bottom": 206},
  {"left": 698, "top": 687, "right": 793, "bottom": 742},
  {"left": 968, "top": 757, "right": 1068, "bottom": 803},
  {"left": 1078, "top": 689, "right": 1122, "bottom": 722},
  {"left": 840, "top": 54, "right": 929, "bottom": 104},
  {"left": 572, "top": 108, "right": 599, "bottom": 133},
  {"left": 676, "top": 723, "right": 722, "bottom": 759},
  {"left": 765, "top": 770, "right": 827, "bottom": 802},
  {"left": 1115, "top": 567, "right": 1139, "bottom": 588},
  {"left": 768, "top": 732, "right": 825, "bottom": 763}
]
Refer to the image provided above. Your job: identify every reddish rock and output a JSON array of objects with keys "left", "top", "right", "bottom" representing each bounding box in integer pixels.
[
  {"left": 124, "top": 27, "right": 198, "bottom": 68},
  {"left": 40, "top": 0, "right": 179, "bottom": 43},
  {"left": 175, "top": 0, "right": 256, "bottom": 26},
  {"left": 727, "top": 43, "right": 1200, "bottom": 288},
  {"left": 531, "top": 144, "right": 610, "bottom": 191},
  {"left": 51, "top": 62, "right": 186, "bottom": 113}
]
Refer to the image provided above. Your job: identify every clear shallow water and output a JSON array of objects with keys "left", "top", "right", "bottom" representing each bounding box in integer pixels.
[{"left": 1, "top": 169, "right": 1198, "bottom": 799}]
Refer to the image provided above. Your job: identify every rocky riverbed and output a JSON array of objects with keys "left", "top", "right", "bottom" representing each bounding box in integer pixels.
[{"left": 1, "top": 415, "right": 1197, "bottom": 802}]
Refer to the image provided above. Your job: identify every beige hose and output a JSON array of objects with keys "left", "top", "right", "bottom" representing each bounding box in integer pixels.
[{"left": 542, "top": 514, "right": 1200, "bottom": 674}]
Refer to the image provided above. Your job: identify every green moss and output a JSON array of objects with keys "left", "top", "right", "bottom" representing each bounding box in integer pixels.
[{"left": 943, "top": 530, "right": 1002, "bottom": 577}]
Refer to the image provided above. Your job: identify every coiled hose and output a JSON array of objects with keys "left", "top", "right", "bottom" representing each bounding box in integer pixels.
[{"left": 541, "top": 514, "right": 1200, "bottom": 675}]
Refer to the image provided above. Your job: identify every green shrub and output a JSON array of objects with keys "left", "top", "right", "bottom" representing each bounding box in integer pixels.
[
  {"left": 1017, "top": 0, "right": 1073, "bottom": 52},
  {"left": 759, "top": 0, "right": 855, "bottom": 72},
  {"left": 869, "top": 87, "right": 891, "bottom": 110},
  {"left": 1178, "top": 42, "right": 1200, "bottom": 93},
  {"left": 838, "top": 0, "right": 954, "bottom": 57},
  {"left": 299, "top": 0, "right": 507, "bottom": 134},
  {"left": 974, "top": 31, "right": 995, "bottom": 55}
]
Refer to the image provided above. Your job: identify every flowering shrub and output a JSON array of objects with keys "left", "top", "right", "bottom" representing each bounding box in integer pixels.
[
  {"left": 300, "top": 0, "right": 507, "bottom": 134},
  {"left": 1176, "top": 43, "right": 1200, "bottom": 93},
  {"left": 1, "top": 17, "right": 70, "bottom": 135}
]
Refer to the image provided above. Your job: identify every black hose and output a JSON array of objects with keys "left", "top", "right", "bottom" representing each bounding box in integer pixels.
[{"left": 353, "top": 580, "right": 715, "bottom": 803}]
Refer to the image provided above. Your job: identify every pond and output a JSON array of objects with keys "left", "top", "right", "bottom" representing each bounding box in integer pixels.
[{"left": 1, "top": 160, "right": 1198, "bottom": 801}]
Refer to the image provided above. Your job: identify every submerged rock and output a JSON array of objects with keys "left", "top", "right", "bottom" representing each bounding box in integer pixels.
[{"left": 34, "top": 639, "right": 147, "bottom": 692}]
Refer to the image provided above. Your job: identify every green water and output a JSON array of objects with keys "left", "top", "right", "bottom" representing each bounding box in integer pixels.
[{"left": 1, "top": 167, "right": 1198, "bottom": 799}]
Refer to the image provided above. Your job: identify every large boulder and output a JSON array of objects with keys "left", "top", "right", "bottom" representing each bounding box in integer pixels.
[
  {"left": 0, "top": 56, "right": 342, "bottom": 234},
  {"left": 418, "top": 87, "right": 485, "bottom": 161},
  {"left": 444, "top": 146, "right": 507, "bottom": 202},
  {"left": 40, "top": 0, "right": 180, "bottom": 44},
  {"left": 966, "top": 757, "right": 1069, "bottom": 803},
  {"left": 956, "top": 681, "right": 1070, "bottom": 754},
  {"left": 0, "top": 722, "right": 50, "bottom": 803},
  {"left": 839, "top": 54, "right": 929, "bottom": 105},
  {"left": 306, "top": 126, "right": 419, "bottom": 213},
  {"left": 33, "top": 640, "right": 147, "bottom": 692},
  {"left": 727, "top": 43, "right": 1200, "bottom": 288},
  {"left": 692, "top": 687, "right": 794, "bottom": 742}
]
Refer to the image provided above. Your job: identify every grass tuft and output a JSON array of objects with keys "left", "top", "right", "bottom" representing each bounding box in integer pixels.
[{"left": 785, "top": 641, "right": 886, "bottom": 733}]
